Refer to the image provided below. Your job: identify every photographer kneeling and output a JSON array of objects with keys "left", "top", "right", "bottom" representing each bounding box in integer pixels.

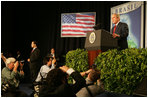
[{"left": 1, "top": 57, "right": 27, "bottom": 97}]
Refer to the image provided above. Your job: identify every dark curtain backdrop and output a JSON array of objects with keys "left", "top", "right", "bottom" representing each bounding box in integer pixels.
[{"left": 1, "top": 1, "right": 128, "bottom": 60}]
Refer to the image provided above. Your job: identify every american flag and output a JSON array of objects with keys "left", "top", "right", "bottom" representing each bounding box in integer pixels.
[{"left": 61, "top": 12, "right": 96, "bottom": 37}]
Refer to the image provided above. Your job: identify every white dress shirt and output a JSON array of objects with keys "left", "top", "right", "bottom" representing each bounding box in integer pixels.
[{"left": 35, "top": 64, "right": 55, "bottom": 82}]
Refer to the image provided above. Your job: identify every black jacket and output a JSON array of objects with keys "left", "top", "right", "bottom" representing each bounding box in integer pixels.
[
  {"left": 112, "top": 22, "right": 129, "bottom": 50},
  {"left": 39, "top": 71, "right": 86, "bottom": 97},
  {"left": 29, "top": 48, "right": 41, "bottom": 82}
]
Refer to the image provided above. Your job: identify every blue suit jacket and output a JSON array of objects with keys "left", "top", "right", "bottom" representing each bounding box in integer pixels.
[{"left": 111, "top": 22, "right": 129, "bottom": 50}]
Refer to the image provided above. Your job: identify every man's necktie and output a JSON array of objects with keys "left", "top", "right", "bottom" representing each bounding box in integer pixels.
[
  {"left": 31, "top": 49, "right": 34, "bottom": 53},
  {"left": 113, "top": 25, "right": 116, "bottom": 34}
]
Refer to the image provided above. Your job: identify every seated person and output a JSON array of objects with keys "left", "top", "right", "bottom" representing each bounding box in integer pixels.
[
  {"left": 35, "top": 57, "right": 56, "bottom": 83},
  {"left": 1, "top": 57, "right": 27, "bottom": 97},
  {"left": 39, "top": 66, "right": 86, "bottom": 97},
  {"left": 33, "top": 57, "right": 56, "bottom": 97},
  {"left": 76, "top": 69, "right": 104, "bottom": 97}
]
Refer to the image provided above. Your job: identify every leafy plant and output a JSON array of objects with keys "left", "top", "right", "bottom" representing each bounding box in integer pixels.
[
  {"left": 94, "top": 48, "right": 147, "bottom": 95},
  {"left": 66, "top": 48, "right": 89, "bottom": 83},
  {"left": 66, "top": 48, "right": 89, "bottom": 72}
]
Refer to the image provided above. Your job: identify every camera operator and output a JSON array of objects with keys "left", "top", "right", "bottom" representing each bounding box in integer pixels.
[
  {"left": 33, "top": 56, "right": 56, "bottom": 97},
  {"left": 1, "top": 57, "right": 27, "bottom": 97}
]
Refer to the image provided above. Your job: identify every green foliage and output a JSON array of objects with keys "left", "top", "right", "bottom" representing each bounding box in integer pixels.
[
  {"left": 66, "top": 49, "right": 89, "bottom": 83},
  {"left": 94, "top": 48, "right": 147, "bottom": 95},
  {"left": 66, "top": 48, "right": 89, "bottom": 72}
]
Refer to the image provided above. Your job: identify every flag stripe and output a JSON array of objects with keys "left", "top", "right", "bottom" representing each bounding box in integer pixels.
[
  {"left": 76, "top": 20, "right": 95, "bottom": 23},
  {"left": 62, "top": 33, "right": 86, "bottom": 35},
  {"left": 76, "top": 14, "right": 95, "bottom": 18},
  {"left": 62, "top": 29, "right": 93, "bottom": 33},
  {"left": 77, "top": 17, "right": 94, "bottom": 19},
  {"left": 62, "top": 24, "right": 94, "bottom": 27},
  {"left": 62, "top": 25, "right": 93, "bottom": 29},
  {"left": 62, "top": 28, "right": 94, "bottom": 31},
  {"left": 62, "top": 32, "right": 86, "bottom": 34},
  {"left": 76, "top": 19, "right": 95, "bottom": 22},
  {"left": 76, "top": 22, "right": 95, "bottom": 25}
]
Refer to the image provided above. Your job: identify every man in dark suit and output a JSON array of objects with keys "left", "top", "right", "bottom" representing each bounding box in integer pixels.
[
  {"left": 111, "top": 13, "right": 129, "bottom": 50},
  {"left": 28, "top": 41, "right": 41, "bottom": 84}
]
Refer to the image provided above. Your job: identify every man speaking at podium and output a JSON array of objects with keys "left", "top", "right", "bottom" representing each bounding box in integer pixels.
[{"left": 111, "top": 13, "right": 129, "bottom": 50}]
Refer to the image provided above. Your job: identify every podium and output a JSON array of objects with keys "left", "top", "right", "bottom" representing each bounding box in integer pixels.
[{"left": 85, "top": 29, "right": 117, "bottom": 67}]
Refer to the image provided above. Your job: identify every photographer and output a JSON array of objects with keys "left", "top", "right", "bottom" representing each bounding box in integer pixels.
[
  {"left": 35, "top": 56, "right": 56, "bottom": 83},
  {"left": 76, "top": 69, "right": 104, "bottom": 97},
  {"left": 1, "top": 57, "right": 27, "bottom": 97},
  {"left": 33, "top": 56, "right": 56, "bottom": 97}
]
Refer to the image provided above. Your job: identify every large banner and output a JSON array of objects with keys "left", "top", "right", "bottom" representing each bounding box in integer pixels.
[
  {"left": 111, "top": 1, "right": 144, "bottom": 48},
  {"left": 61, "top": 12, "right": 96, "bottom": 37}
]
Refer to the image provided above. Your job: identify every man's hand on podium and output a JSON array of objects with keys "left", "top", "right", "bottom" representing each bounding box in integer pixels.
[{"left": 112, "top": 33, "right": 120, "bottom": 38}]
